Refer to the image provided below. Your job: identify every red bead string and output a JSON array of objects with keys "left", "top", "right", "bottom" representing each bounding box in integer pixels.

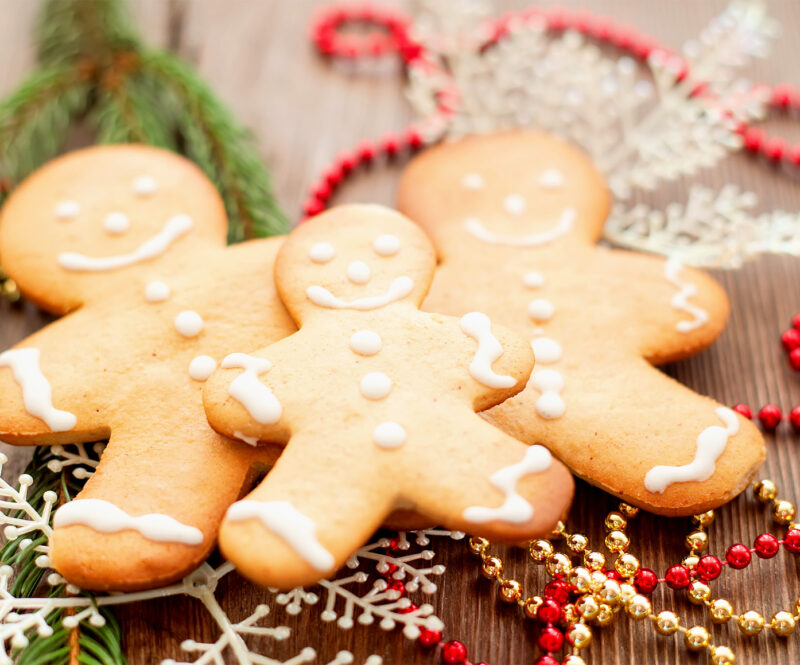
[{"left": 738, "top": 83, "right": 800, "bottom": 166}]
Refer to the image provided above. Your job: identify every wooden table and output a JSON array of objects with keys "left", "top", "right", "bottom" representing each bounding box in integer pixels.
[{"left": 2, "top": 1, "right": 800, "bottom": 663}]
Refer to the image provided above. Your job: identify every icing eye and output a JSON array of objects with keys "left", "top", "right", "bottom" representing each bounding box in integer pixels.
[
  {"left": 54, "top": 201, "right": 79, "bottom": 220},
  {"left": 132, "top": 175, "right": 158, "bottom": 197},
  {"left": 372, "top": 234, "right": 400, "bottom": 257},
  {"left": 462, "top": 173, "right": 485, "bottom": 190},
  {"left": 103, "top": 212, "right": 130, "bottom": 235},
  {"left": 346, "top": 260, "right": 371, "bottom": 284},
  {"left": 539, "top": 169, "right": 565, "bottom": 189},
  {"left": 309, "top": 242, "right": 335, "bottom": 263},
  {"left": 504, "top": 194, "right": 526, "bottom": 216}
]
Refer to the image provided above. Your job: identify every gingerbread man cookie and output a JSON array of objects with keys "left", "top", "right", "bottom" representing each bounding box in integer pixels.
[
  {"left": 0, "top": 145, "right": 295, "bottom": 591},
  {"left": 203, "top": 204, "right": 573, "bottom": 588},
  {"left": 397, "top": 130, "right": 765, "bottom": 516}
]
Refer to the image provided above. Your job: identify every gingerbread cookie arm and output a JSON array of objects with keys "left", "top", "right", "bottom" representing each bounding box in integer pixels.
[
  {"left": 219, "top": 429, "right": 394, "bottom": 589},
  {"left": 50, "top": 400, "right": 276, "bottom": 591},
  {"left": 488, "top": 354, "right": 764, "bottom": 516}
]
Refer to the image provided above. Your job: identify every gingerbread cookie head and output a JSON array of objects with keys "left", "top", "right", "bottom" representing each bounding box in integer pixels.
[
  {"left": 397, "top": 131, "right": 611, "bottom": 257},
  {"left": 0, "top": 145, "right": 227, "bottom": 315},
  {"left": 275, "top": 203, "right": 435, "bottom": 324}
]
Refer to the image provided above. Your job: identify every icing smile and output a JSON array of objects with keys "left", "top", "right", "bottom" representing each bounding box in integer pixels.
[
  {"left": 463, "top": 208, "right": 576, "bottom": 247},
  {"left": 306, "top": 276, "right": 413, "bottom": 310}
]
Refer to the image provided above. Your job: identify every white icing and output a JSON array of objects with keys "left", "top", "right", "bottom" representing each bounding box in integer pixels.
[
  {"left": 349, "top": 330, "right": 382, "bottom": 356},
  {"left": 373, "top": 421, "right": 406, "bottom": 449},
  {"left": 644, "top": 407, "right": 740, "bottom": 493},
  {"left": 0, "top": 349, "right": 76, "bottom": 432},
  {"left": 54, "top": 200, "right": 79, "bottom": 219},
  {"left": 58, "top": 214, "right": 193, "bottom": 272},
  {"left": 463, "top": 208, "right": 575, "bottom": 247},
  {"left": 174, "top": 311, "right": 204, "bottom": 338},
  {"left": 189, "top": 355, "right": 216, "bottom": 381},
  {"left": 461, "top": 173, "right": 485, "bottom": 190},
  {"left": 539, "top": 169, "right": 565, "bottom": 188},
  {"left": 664, "top": 259, "right": 709, "bottom": 333},
  {"left": 234, "top": 431, "right": 259, "bottom": 446},
  {"left": 523, "top": 271, "right": 544, "bottom": 288},
  {"left": 360, "top": 372, "right": 392, "bottom": 400},
  {"left": 504, "top": 194, "right": 527, "bottom": 216},
  {"left": 346, "top": 260, "right": 371, "bottom": 284},
  {"left": 54, "top": 499, "right": 203, "bottom": 545},
  {"left": 463, "top": 445, "right": 552, "bottom": 524},
  {"left": 528, "top": 299, "right": 554, "bottom": 321},
  {"left": 306, "top": 276, "right": 413, "bottom": 311},
  {"left": 530, "top": 337, "right": 562, "bottom": 364},
  {"left": 309, "top": 242, "right": 335, "bottom": 263},
  {"left": 530, "top": 369, "right": 565, "bottom": 419},
  {"left": 373, "top": 234, "right": 400, "bottom": 256},
  {"left": 459, "top": 312, "right": 516, "bottom": 389},
  {"left": 221, "top": 353, "right": 282, "bottom": 424},
  {"left": 132, "top": 175, "right": 158, "bottom": 196},
  {"left": 144, "top": 281, "right": 170, "bottom": 303},
  {"left": 103, "top": 212, "right": 130, "bottom": 235},
  {"left": 226, "top": 500, "right": 334, "bottom": 571}
]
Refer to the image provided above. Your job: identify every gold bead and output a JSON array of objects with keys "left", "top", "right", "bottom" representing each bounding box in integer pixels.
[
  {"left": 770, "top": 610, "right": 796, "bottom": 637},
  {"left": 568, "top": 567, "right": 593, "bottom": 594},
  {"left": 772, "top": 499, "right": 796, "bottom": 525},
  {"left": 687, "top": 581, "right": 711, "bottom": 605},
  {"left": 480, "top": 555, "right": 503, "bottom": 579},
  {"left": 1, "top": 278, "right": 20, "bottom": 303},
  {"left": 596, "top": 603, "right": 615, "bottom": 626},
  {"left": 561, "top": 603, "right": 579, "bottom": 626},
  {"left": 737, "top": 610, "right": 765, "bottom": 636},
  {"left": 589, "top": 570, "right": 608, "bottom": 592},
  {"left": 468, "top": 536, "right": 489, "bottom": 556},
  {"left": 604, "top": 511, "right": 627, "bottom": 532},
  {"left": 682, "top": 554, "right": 700, "bottom": 569},
  {"left": 619, "top": 502, "right": 639, "bottom": 518},
  {"left": 583, "top": 550, "right": 606, "bottom": 571},
  {"left": 614, "top": 553, "right": 640, "bottom": 578},
  {"left": 567, "top": 622, "right": 593, "bottom": 648},
  {"left": 523, "top": 596, "right": 543, "bottom": 620},
  {"left": 529, "top": 539, "right": 554, "bottom": 562},
  {"left": 550, "top": 521, "right": 566, "bottom": 539},
  {"left": 793, "top": 597, "right": 800, "bottom": 617},
  {"left": 684, "top": 625, "right": 710, "bottom": 650},
  {"left": 709, "top": 598, "right": 734, "bottom": 623},
  {"left": 562, "top": 657, "right": 586, "bottom": 665},
  {"left": 528, "top": 540, "right": 553, "bottom": 563},
  {"left": 498, "top": 579, "right": 522, "bottom": 603},
  {"left": 685, "top": 530, "right": 708, "bottom": 553},
  {"left": 605, "top": 530, "right": 629, "bottom": 553},
  {"left": 619, "top": 583, "right": 637, "bottom": 605},
  {"left": 567, "top": 533, "right": 589, "bottom": 553},
  {"left": 692, "top": 510, "right": 715, "bottom": 527},
  {"left": 545, "top": 552, "right": 572, "bottom": 577},
  {"left": 598, "top": 579, "right": 622, "bottom": 606},
  {"left": 710, "top": 646, "right": 736, "bottom": 665},
  {"left": 576, "top": 594, "right": 600, "bottom": 621},
  {"left": 626, "top": 594, "right": 652, "bottom": 619},
  {"left": 654, "top": 611, "right": 680, "bottom": 635},
  {"left": 753, "top": 479, "right": 778, "bottom": 503}
]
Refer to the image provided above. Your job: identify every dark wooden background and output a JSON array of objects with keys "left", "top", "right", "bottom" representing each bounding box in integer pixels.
[{"left": 2, "top": 1, "right": 800, "bottom": 663}]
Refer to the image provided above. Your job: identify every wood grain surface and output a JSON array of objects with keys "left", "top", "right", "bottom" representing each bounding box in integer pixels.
[{"left": 2, "top": 1, "right": 800, "bottom": 663}]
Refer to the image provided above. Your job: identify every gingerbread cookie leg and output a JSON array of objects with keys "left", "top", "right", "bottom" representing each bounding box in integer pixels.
[
  {"left": 488, "top": 355, "right": 764, "bottom": 516},
  {"left": 219, "top": 430, "right": 395, "bottom": 589},
  {"left": 50, "top": 402, "right": 274, "bottom": 591}
]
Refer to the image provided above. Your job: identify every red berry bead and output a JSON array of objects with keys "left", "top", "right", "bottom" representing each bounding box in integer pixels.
[
  {"left": 785, "top": 529, "right": 800, "bottom": 554},
  {"left": 534, "top": 657, "right": 559, "bottom": 665},
  {"left": 356, "top": 140, "right": 377, "bottom": 163},
  {"left": 790, "top": 348, "right": 800, "bottom": 371},
  {"left": 381, "top": 132, "right": 401, "bottom": 157},
  {"left": 544, "top": 580, "right": 571, "bottom": 605},
  {"left": 772, "top": 82, "right": 795, "bottom": 108},
  {"left": 732, "top": 403, "right": 752, "bottom": 419},
  {"left": 790, "top": 406, "right": 800, "bottom": 432},
  {"left": 725, "top": 543, "right": 752, "bottom": 569},
  {"left": 743, "top": 127, "right": 764, "bottom": 152},
  {"left": 782, "top": 328, "right": 800, "bottom": 352},
  {"left": 696, "top": 555, "right": 722, "bottom": 581},
  {"left": 398, "top": 602, "right": 418, "bottom": 614},
  {"left": 634, "top": 568, "right": 659, "bottom": 594},
  {"left": 664, "top": 564, "right": 691, "bottom": 590},
  {"left": 538, "top": 625, "right": 564, "bottom": 652},
  {"left": 793, "top": 313, "right": 800, "bottom": 331},
  {"left": 537, "top": 599, "right": 562, "bottom": 623},
  {"left": 417, "top": 628, "right": 442, "bottom": 648},
  {"left": 605, "top": 570, "right": 623, "bottom": 582},
  {"left": 302, "top": 197, "right": 325, "bottom": 217},
  {"left": 441, "top": 640, "right": 468, "bottom": 664},
  {"left": 754, "top": 533, "right": 780, "bottom": 558},
  {"left": 758, "top": 404, "right": 782, "bottom": 431},
  {"left": 764, "top": 137, "right": 786, "bottom": 162},
  {"left": 790, "top": 144, "right": 800, "bottom": 168}
]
